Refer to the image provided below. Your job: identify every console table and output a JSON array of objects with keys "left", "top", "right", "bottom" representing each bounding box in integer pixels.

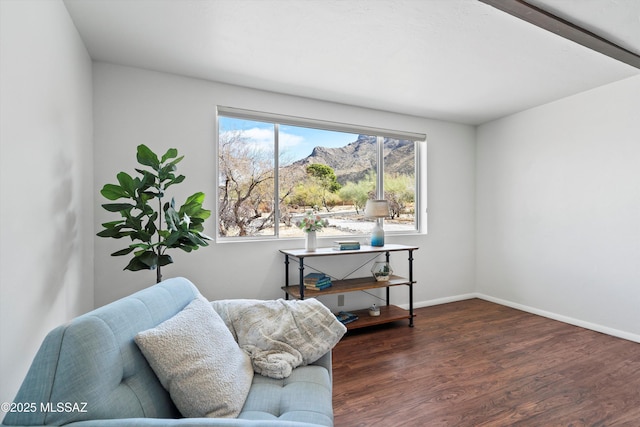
[{"left": 279, "top": 244, "right": 418, "bottom": 329}]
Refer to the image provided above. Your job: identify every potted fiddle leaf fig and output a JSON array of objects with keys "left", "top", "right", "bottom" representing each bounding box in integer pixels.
[{"left": 97, "top": 144, "right": 211, "bottom": 283}]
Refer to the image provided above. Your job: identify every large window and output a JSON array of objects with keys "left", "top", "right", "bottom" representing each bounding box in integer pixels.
[{"left": 217, "top": 108, "right": 424, "bottom": 240}]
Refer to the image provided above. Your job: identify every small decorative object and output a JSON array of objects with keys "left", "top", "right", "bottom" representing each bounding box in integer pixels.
[
  {"left": 296, "top": 211, "right": 329, "bottom": 252},
  {"left": 333, "top": 240, "right": 361, "bottom": 251},
  {"left": 368, "top": 304, "right": 380, "bottom": 317},
  {"left": 336, "top": 311, "right": 359, "bottom": 325},
  {"left": 364, "top": 200, "right": 390, "bottom": 247},
  {"left": 306, "top": 231, "right": 317, "bottom": 251},
  {"left": 304, "top": 273, "right": 332, "bottom": 290},
  {"left": 371, "top": 261, "right": 393, "bottom": 281}
]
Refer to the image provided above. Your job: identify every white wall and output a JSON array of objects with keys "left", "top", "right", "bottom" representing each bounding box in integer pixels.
[
  {"left": 476, "top": 75, "right": 640, "bottom": 341},
  {"left": 92, "top": 63, "right": 477, "bottom": 312},
  {"left": 0, "top": 0, "right": 94, "bottom": 405}
]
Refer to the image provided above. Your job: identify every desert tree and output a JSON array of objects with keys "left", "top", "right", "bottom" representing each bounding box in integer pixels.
[
  {"left": 305, "top": 163, "right": 342, "bottom": 211},
  {"left": 384, "top": 173, "right": 415, "bottom": 219},
  {"left": 218, "top": 131, "right": 275, "bottom": 236}
]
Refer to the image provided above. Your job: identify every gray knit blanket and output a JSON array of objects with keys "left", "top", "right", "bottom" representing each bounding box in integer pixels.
[{"left": 211, "top": 298, "right": 347, "bottom": 379}]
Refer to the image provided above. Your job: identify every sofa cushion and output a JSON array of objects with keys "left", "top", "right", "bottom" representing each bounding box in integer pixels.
[
  {"left": 135, "top": 296, "right": 254, "bottom": 418},
  {"left": 239, "top": 365, "right": 333, "bottom": 426}
]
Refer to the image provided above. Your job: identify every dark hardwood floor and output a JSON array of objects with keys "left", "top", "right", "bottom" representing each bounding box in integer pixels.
[{"left": 332, "top": 299, "right": 640, "bottom": 427}]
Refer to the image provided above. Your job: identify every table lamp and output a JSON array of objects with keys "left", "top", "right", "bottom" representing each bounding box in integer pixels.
[{"left": 364, "top": 199, "right": 390, "bottom": 247}]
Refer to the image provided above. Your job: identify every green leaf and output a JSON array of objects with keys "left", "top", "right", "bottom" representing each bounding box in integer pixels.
[
  {"left": 165, "top": 175, "right": 186, "bottom": 190},
  {"left": 141, "top": 203, "right": 155, "bottom": 216},
  {"left": 116, "top": 172, "right": 137, "bottom": 197},
  {"left": 142, "top": 190, "right": 160, "bottom": 200},
  {"left": 135, "top": 169, "right": 155, "bottom": 189},
  {"left": 163, "top": 231, "right": 181, "bottom": 247},
  {"left": 168, "top": 155, "right": 184, "bottom": 167},
  {"left": 198, "top": 231, "right": 214, "bottom": 241},
  {"left": 165, "top": 207, "right": 180, "bottom": 231},
  {"left": 195, "top": 208, "right": 211, "bottom": 220},
  {"left": 158, "top": 254, "right": 173, "bottom": 267},
  {"left": 124, "top": 256, "right": 151, "bottom": 272},
  {"left": 131, "top": 230, "right": 153, "bottom": 242},
  {"left": 101, "top": 220, "right": 124, "bottom": 229},
  {"left": 102, "top": 203, "right": 135, "bottom": 212},
  {"left": 146, "top": 217, "right": 157, "bottom": 235},
  {"left": 187, "top": 232, "right": 210, "bottom": 247},
  {"left": 160, "top": 148, "right": 179, "bottom": 163},
  {"left": 97, "top": 227, "right": 126, "bottom": 238},
  {"left": 189, "top": 222, "right": 205, "bottom": 233},
  {"left": 178, "top": 192, "right": 211, "bottom": 220},
  {"left": 100, "top": 184, "right": 128, "bottom": 200},
  {"left": 184, "top": 192, "right": 205, "bottom": 206},
  {"left": 136, "top": 145, "right": 160, "bottom": 170},
  {"left": 111, "top": 247, "right": 134, "bottom": 256},
  {"left": 124, "top": 216, "right": 142, "bottom": 231},
  {"left": 130, "top": 243, "right": 152, "bottom": 249},
  {"left": 138, "top": 250, "right": 159, "bottom": 268},
  {"left": 158, "top": 166, "right": 175, "bottom": 182}
]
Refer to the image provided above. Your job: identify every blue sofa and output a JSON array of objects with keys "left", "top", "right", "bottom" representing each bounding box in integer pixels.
[{"left": 2, "top": 278, "right": 334, "bottom": 427}]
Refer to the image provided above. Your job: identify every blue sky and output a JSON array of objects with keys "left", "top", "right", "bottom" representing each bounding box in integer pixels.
[{"left": 219, "top": 117, "right": 358, "bottom": 163}]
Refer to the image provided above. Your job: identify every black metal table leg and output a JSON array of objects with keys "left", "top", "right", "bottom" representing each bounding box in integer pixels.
[
  {"left": 284, "top": 254, "right": 290, "bottom": 300},
  {"left": 298, "top": 257, "right": 305, "bottom": 300},
  {"left": 408, "top": 249, "right": 414, "bottom": 327},
  {"left": 385, "top": 251, "right": 390, "bottom": 306}
]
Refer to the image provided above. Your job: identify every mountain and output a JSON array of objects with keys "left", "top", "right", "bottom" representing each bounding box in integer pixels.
[{"left": 290, "top": 135, "right": 414, "bottom": 184}]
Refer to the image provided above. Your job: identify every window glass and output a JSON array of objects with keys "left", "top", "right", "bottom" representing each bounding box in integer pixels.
[
  {"left": 218, "top": 113, "right": 420, "bottom": 239},
  {"left": 218, "top": 117, "right": 275, "bottom": 237},
  {"left": 279, "top": 126, "right": 376, "bottom": 238},
  {"left": 384, "top": 138, "right": 417, "bottom": 232}
]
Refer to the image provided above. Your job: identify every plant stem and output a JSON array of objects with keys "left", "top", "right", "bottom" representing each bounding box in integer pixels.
[{"left": 156, "top": 195, "right": 162, "bottom": 283}]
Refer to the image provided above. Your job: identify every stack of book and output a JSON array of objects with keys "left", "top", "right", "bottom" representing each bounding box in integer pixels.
[
  {"left": 333, "top": 240, "right": 361, "bottom": 251},
  {"left": 304, "top": 272, "right": 332, "bottom": 290},
  {"left": 336, "top": 311, "right": 358, "bottom": 325}
]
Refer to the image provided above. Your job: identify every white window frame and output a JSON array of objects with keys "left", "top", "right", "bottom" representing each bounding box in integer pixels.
[{"left": 216, "top": 106, "right": 426, "bottom": 241}]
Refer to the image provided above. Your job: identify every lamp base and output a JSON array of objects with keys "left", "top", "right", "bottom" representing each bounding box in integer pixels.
[{"left": 370, "top": 221, "right": 385, "bottom": 247}]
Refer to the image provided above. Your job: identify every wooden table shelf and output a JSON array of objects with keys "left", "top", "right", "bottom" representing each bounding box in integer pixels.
[
  {"left": 281, "top": 275, "right": 412, "bottom": 299},
  {"left": 342, "top": 305, "right": 415, "bottom": 330},
  {"left": 279, "top": 244, "right": 418, "bottom": 329}
]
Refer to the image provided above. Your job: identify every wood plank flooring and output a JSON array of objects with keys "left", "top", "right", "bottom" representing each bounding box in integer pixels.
[{"left": 332, "top": 299, "right": 640, "bottom": 427}]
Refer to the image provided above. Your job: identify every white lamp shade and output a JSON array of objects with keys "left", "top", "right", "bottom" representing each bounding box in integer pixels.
[{"left": 364, "top": 200, "right": 390, "bottom": 218}]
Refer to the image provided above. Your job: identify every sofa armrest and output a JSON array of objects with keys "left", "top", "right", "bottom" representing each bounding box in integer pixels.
[{"left": 310, "top": 351, "right": 332, "bottom": 384}]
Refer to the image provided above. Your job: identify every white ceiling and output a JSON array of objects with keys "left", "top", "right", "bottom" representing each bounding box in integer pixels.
[{"left": 63, "top": 0, "right": 640, "bottom": 125}]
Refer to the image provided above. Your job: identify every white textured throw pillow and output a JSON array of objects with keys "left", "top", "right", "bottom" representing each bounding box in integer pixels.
[{"left": 135, "top": 297, "right": 253, "bottom": 418}]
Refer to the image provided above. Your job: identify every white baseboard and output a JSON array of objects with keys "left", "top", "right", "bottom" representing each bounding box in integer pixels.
[
  {"left": 476, "top": 293, "right": 640, "bottom": 344},
  {"left": 400, "top": 293, "right": 640, "bottom": 344},
  {"left": 397, "top": 293, "right": 476, "bottom": 310}
]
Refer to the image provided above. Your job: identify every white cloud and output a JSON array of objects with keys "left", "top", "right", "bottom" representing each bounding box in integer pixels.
[
  {"left": 220, "top": 117, "right": 358, "bottom": 164},
  {"left": 279, "top": 132, "right": 305, "bottom": 151},
  {"left": 241, "top": 127, "right": 274, "bottom": 146},
  {"left": 221, "top": 127, "right": 305, "bottom": 158}
]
